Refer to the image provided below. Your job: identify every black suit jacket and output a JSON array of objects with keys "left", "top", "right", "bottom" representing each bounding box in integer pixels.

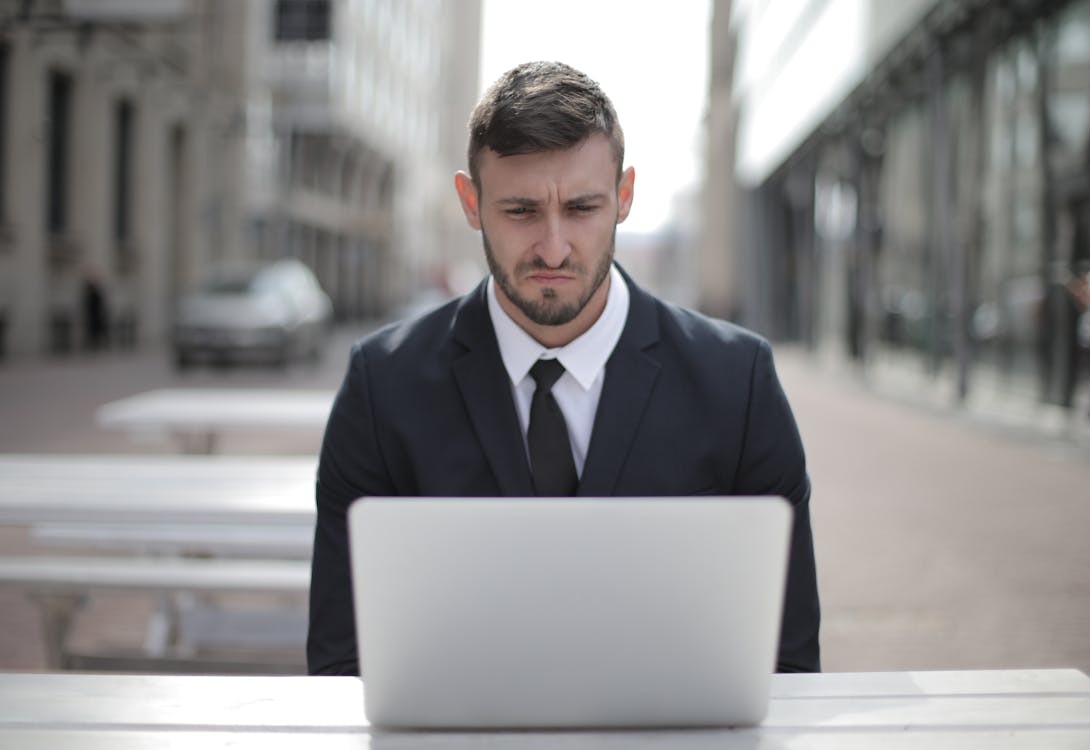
[{"left": 308, "top": 268, "right": 820, "bottom": 675}]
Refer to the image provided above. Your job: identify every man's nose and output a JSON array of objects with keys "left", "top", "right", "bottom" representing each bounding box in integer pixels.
[{"left": 535, "top": 212, "right": 572, "bottom": 268}]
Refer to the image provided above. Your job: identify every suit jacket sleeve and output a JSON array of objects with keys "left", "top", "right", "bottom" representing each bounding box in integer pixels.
[
  {"left": 308, "top": 344, "right": 394, "bottom": 675},
  {"left": 737, "top": 339, "right": 821, "bottom": 673}
]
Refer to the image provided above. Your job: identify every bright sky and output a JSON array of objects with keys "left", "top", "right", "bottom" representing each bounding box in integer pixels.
[{"left": 479, "top": 0, "right": 712, "bottom": 235}]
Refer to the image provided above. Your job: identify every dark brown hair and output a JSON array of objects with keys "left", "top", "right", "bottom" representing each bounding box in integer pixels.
[{"left": 467, "top": 61, "right": 625, "bottom": 188}]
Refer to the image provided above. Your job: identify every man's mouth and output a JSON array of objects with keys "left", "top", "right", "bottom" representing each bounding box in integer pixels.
[{"left": 526, "top": 272, "right": 573, "bottom": 286}]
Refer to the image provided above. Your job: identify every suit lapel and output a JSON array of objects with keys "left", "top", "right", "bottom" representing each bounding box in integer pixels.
[
  {"left": 450, "top": 282, "right": 535, "bottom": 496},
  {"left": 578, "top": 271, "right": 661, "bottom": 496}
]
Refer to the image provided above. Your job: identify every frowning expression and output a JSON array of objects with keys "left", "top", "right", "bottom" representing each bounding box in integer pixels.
[{"left": 456, "top": 133, "right": 635, "bottom": 346}]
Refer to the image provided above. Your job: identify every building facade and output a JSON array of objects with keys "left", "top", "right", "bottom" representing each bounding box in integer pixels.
[
  {"left": 714, "top": 0, "right": 1090, "bottom": 421},
  {"left": 0, "top": 0, "right": 250, "bottom": 357},
  {"left": 247, "top": 0, "right": 482, "bottom": 322},
  {"left": 0, "top": 0, "right": 482, "bottom": 358}
]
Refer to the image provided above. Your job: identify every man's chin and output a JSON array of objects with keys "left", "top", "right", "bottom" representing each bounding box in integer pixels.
[{"left": 515, "top": 296, "right": 582, "bottom": 327}]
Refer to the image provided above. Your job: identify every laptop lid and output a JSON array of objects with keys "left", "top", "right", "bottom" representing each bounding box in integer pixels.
[{"left": 347, "top": 496, "right": 791, "bottom": 729}]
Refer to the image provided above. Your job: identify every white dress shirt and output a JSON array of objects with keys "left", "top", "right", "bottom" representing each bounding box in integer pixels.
[{"left": 487, "top": 264, "right": 630, "bottom": 477}]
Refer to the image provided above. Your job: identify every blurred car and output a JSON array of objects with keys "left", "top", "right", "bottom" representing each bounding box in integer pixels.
[{"left": 173, "top": 259, "right": 333, "bottom": 369}]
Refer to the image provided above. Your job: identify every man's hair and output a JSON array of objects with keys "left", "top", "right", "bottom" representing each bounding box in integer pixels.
[{"left": 467, "top": 61, "right": 625, "bottom": 188}]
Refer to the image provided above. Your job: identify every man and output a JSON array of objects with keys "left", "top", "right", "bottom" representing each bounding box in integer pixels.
[{"left": 308, "top": 61, "right": 820, "bottom": 675}]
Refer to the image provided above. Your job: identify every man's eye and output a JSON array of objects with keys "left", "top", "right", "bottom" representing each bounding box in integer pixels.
[
  {"left": 571, "top": 204, "right": 597, "bottom": 213},
  {"left": 506, "top": 207, "right": 532, "bottom": 216}
]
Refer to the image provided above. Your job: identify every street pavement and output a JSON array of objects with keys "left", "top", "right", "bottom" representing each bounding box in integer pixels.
[{"left": 0, "top": 324, "right": 1088, "bottom": 674}]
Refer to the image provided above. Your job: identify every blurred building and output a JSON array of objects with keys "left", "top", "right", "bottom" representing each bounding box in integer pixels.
[
  {"left": 247, "top": 0, "right": 482, "bottom": 322},
  {"left": 709, "top": 0, "right": 1090, "bottom": 420},
  {"left": 0, "top": 0, "right": 482, "bottom": 358},
  {"left": 697, "top": 0, "right": 740, "bottom": 321},
  {"left": 0, "top": 0, "right": 250, "bottom": 357}
]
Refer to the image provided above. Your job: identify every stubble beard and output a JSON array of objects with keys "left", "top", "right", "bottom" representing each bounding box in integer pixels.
[{"left": 482, "top": 227, "right": 615, "bottom": 327}]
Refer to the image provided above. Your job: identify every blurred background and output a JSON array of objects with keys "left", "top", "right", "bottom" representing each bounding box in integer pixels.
[
  {"left": 0, "top": 0, "right": 1088, "bottom": 676},
  {"left": 0, "top": 0, "right": 1087, "bottom": 417}
]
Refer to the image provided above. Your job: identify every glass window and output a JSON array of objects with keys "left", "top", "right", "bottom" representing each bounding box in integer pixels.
[
  {"left": 46, "top": 71, "right": 73, "bottom": 234},
  {"left": 978, "top": 39, "right": 1044, "bottom": 387},
  {"left": 274, "top": 0, "right": 331, "bottom": 42},
  {"left": 1047, "top": 0, "right": 1090, "bottom": 168},
  {"left": 876, "top": 105, "right": 930, "bottom": 354},
  {"left": 113, "top": 99, "right": 134, "bottom": 245},
  {"left": 0, "top": 44, "right": 8, "bottom": 225},
  {"left": 1042, "top": 0, "right": 1090, "bottom": 406}
]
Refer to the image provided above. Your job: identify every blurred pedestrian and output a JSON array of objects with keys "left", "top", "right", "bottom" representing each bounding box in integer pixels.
[
  {"left": 308, "top": 62, "right": 820, "bottom": 677},
  {"left": 82, "top": 270, "right": 109, "bottom": 351},
  {"left": 1070, "top": 271, "right": 1089, "bottom": 313},
  {"left": 1070, "top": 270, "right": 1090, "bottom": 416}
]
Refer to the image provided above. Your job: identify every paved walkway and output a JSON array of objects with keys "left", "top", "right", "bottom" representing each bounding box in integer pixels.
[
  {"left": 777, "top": 349, "right": 1090, "bottom": 673},
  {"left": 0, "top": 329, "right": 1087, "bottom": 674}
]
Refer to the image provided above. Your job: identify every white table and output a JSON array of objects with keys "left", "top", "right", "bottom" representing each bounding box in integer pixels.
[
  {"left": 0, "top": 454, "right": 317, "bottom": 528},
  {"left": 0, "top": 454, "right": 318, "bottom": 667},
  {"left": 0, "top": 669, "right": 1086, "bottom": 747},
  {"left": 96, "top": 388, "right": 334, "bottom": 453}
]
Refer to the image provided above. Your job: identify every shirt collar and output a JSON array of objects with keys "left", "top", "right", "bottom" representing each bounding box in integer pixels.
[{"left": 487, "top": 264, "right": 629, "bottom": 391}]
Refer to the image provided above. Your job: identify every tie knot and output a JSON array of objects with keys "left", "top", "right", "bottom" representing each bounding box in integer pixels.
[{"left": 529, "top": 358, "right": 565, "bottom": 391}]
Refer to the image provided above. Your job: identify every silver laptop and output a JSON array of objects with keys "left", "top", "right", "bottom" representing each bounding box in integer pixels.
[{"left": 347, "top": 496, "right": 791, "bottom": 729}]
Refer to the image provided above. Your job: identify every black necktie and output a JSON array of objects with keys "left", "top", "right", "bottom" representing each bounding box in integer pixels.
[{"left": 528, "top": 359, "right": 578, "bottom": 496}]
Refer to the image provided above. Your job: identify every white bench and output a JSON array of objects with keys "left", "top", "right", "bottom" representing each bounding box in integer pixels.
[
  {"left": 0, "top": 556, "right": 311, "bottom": 593},
  {"left": 30, "top": 523, "right": 314, "bottom": 559},
  {"left": 0, "top": 455, "right": 320, "bottom": 671},
  {"left": 0, "top": 556, "right": 310, "bottom": 671},
  {"left": 0, "top": 454, "right": 318, "bottom": 528},
  {"left": 96, "top": 388, "right": 334, "bottom": 453}
]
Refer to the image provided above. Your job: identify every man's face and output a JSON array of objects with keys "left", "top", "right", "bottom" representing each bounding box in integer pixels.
[{"left": 456, "top": 134, "right": 635, "bottom": 343}]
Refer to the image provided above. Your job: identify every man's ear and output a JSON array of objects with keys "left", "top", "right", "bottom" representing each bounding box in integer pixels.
[
  {"left": 616, "top": 166, "right": 635, "bottom": 224},
  {"left": 454, "top": 171, "right": 482, "bottom": 230}
]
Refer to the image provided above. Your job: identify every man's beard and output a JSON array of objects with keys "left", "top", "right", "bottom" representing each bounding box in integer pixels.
[{"left": 482, "top": 228, "right": 615, "bottom": 327}]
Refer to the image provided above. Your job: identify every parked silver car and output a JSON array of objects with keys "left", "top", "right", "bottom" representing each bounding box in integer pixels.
[{"left": 173, "top": 259, "right": 333, "bottom": 369}]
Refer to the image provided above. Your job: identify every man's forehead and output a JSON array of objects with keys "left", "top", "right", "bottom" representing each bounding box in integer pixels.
[{"left": 476, "top": 135, "right": 619, "bottom": 198}]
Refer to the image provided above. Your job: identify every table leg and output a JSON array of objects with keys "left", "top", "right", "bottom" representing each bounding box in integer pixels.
[
  {"left": 175, "top": 431, "right": 217, "bottom": 454},
  {"left": 28, "top": 591, "right": 84, "bottom": 670}
]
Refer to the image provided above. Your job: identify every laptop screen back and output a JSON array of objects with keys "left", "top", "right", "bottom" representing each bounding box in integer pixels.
[{"left": 348, "top": 496, "right": 791, "bottom": 729}]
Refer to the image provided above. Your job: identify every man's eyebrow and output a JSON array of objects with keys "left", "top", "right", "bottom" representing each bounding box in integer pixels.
[
  {"left": 493, "top": 193, "right": 609, "bottom": 207},
  {"left": 565, "top": 192, "right": 609, "bottom": 204}
]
